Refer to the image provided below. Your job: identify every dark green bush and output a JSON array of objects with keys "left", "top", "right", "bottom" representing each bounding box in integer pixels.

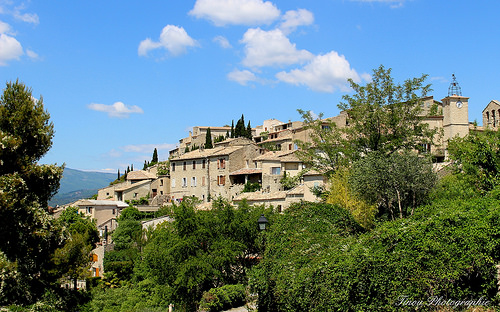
[{"left": 199, "top": 284, "right": 246, "bottom": 312}]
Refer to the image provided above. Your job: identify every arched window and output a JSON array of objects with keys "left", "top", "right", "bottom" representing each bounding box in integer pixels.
[{"left": 486, "top": 111, "right": 490, "bottom": 125}]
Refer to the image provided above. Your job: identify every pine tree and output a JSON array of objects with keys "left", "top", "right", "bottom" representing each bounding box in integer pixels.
[{"left": 205, "top": 127, "right": 213, "bottom": 149}]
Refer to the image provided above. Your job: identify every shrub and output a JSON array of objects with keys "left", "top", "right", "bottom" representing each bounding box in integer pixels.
[{"left": 199, "top": 284, "right": 246, "bottom": 312}]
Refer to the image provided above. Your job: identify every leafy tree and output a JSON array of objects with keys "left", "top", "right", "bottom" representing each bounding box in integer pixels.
[
  {"left": 350, "top": 151, "right": 436, "bottom": 219},
  {"left": 296, "top": 65, "right": 437, "bottom": 175},
  {"left": 205, "top": 127, "right": 213, "bottom": 149},
  {"left": 0, "top": 80, "right": 64, "bottom": 305},
  {"left": 448, "top": 129, "right": 500, "bottom": 192},
  {"left": 326, "top": 167, "right": 376, "bottom": 229},
  {"left": 53, "top": 206, "right": 99, "bottom": 290},
  {"left": 142, "top": 198, "right": 270, "bottom": 311}
]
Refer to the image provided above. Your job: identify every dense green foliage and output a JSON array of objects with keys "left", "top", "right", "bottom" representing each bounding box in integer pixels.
[
  {"left": 199, "top": 284, "right": 246, "bottom": 312},
  {"left": 86, "top": 198, "right": 271, "bottom": 312},
  {"left": 252, "top": 194, "right": 500, "bottom": 311},
  {"left": 0, "top": 81, "right": 65, "bottom": 306},
  {"left": 350, "top": 151, "right": 436, "bottom": 220},
  {"left": 448, "top": 129, "right": 500, "bottom": 192}
]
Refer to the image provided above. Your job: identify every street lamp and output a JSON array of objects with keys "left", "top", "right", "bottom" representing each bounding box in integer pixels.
[{"left": 257, "top": 214, "right": 269, "bottom": 231}]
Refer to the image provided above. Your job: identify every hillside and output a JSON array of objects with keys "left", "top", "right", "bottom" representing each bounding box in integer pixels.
[{"left": 49, "top": 168, "right": 116, "bottom": 206}]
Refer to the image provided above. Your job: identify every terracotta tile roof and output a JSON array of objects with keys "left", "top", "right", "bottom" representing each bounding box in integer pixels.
[
  {"left": 127, "top": 170, "right": 156, "bottom": 180},
  {"left": 75, "top": 199, "right": 129, "bottom": 208},
  {"left": 254, "top": 150, "right": 296, "bottom": 161},
  {"left": 173, "top": 146, "right": 243, "bottom": 160},
  {"left": 230, "top": 168, "right": 262, "bottom": 176}
]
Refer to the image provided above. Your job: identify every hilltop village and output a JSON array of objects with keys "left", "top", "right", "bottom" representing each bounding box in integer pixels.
[{"left": 71, "top": 89, "right": 500, "bottom": 246}]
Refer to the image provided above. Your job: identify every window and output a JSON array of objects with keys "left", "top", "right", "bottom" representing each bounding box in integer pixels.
[
  {"left": 192, "top": 160, "right": 196, "bottom": 169},
  {"left": 86, "top": 207, "right": 92, "bottom": 214},
  {"left": 191, "top": 177, "right": 197, "bottom": 187},
  {"left": 172, "top": 179, "right": 176, "bottom": 188},
  {"left": 322, "top": 125, "right": 330, "bottom": 130},
  {"left": 112, "top": 209, "right": 116, "bottom": 215},
  {"left": 202, "top": 176, "right": 205, "bottom": 186},
  {"left": 133, "top": 193, "right": 138, "bottom": 198},
  {"left": 160, "top": 179, "right": 163, "bottom": 186},
  {"left": 202, "top": 159, "right": 206, "bottom": 169},
  {"left": 289, "top": 143, "right": 292, "bottom": 150},
  {"left": 217, "top": 175, "right": 226, "bottom": 185},
  {"left": 183, "top": 162, "right": 187, "bottom": 170},
  {"left": 182, "top": 178, "right": 187, "bottom": 187},
  {"left": 218, "top": 158, "right": 226, "bottom": 169},
  {"left": 172, "top": 163, "right": 176, "bottom": 172},
  {"left": 271, "top": 167, "right": 281, "bottom": 175},
  {"left": 106, "top": 192, "right": 109, "bottom": 196}
]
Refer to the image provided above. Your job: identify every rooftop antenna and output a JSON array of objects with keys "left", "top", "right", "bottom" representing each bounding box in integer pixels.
[{"left": 448, "top": 74, "right": 462, "bottom": 96}]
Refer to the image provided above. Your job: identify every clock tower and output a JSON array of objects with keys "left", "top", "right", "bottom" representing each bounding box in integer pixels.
[{"left": 442, "top": 74, "right": 469, "bottom": 140}]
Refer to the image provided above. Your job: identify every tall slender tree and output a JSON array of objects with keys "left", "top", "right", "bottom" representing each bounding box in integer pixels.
[
  {"left": 205, "top": 127, "right": 213, "bottom": 149},
  {"left": 151, "top": 148, "right": 158, "bottom": 164}
]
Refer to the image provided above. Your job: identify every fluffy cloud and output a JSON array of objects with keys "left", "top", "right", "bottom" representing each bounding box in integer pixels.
[
  {"left": 0, "top": 22, "right": 23, "bottom": 66},
  {"left": 138, "top": 25, "right": 198, "bottom": 57},
  {"left": 227, "top": 69, "right": 259, "bottom": 86},
  {"left": 241, "top": 28, "right": 313, "bottom": 68},
  {"left": 213, "top": 35, "right": 232, "bottom": 49},
  {"left": 88, "top": 102, "right": 144, "bottom": 118},
  {"left": 189, "top": 0, "right": 280, "bottom": 26},
  {"left": 279, "top": 9, "right": 314, "bottom": 35},
  {"left": 276, "top": 51, "right": 364, "bottom": 93}
]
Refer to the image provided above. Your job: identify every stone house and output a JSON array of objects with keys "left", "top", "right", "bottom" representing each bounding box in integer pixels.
[
  {"left": 169, "top": 138, "right": 263, "bottom": 202},
  {"left": 75, "top": 199, "right": 128, "bottom": 232},
  {"left": 97, "top": 166, "right": 170, "bottom": 205}
]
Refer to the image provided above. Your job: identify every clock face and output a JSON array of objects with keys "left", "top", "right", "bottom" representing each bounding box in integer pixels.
[{"left": 456, "top": 101, "right": 463, "bottom": 109}]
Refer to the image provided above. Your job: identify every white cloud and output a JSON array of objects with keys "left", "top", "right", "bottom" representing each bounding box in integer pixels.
[
  {"left": 227, "top": 69, "right": 259, "bottom": 86},
  {"left": 138, "top": 25, "right": 198, "bottom": 57},
  {"left": 26, "top": 49, "right": 39, "bottom": 60},
  {"left": 88, "top": 101, "right": 144, "bottom": 118},
  {"left": 13, "top": 10, "right": 39, "bottom": 24},
  {"left": 241, "top": 28, "right": 313, "bottom": 68},
  {"left": 0, "top": 32, "right": 23, "bottom": 66},
  {"left": 189, "top": 0, "right": 280, "bottom": 26},
  {"left": 213, "top": 35, "right": 232, "bottom": 49},
  {"left": 351, "top": 0, "right": 405, "bottom": 8},
  {"left": 279, "top": 9, "right": 314, "bottom": 35},
  {"left": 276, "top": 51, "right": 364, "bottom": 93}
]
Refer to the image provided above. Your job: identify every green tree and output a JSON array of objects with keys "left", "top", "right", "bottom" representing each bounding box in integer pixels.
[
  {"left": 53, "top": 207, "right": 99, "bottom": 290},
  {"left": 246, "top": 120, "right": 252, "bottom": 139},
  {"left": 151, "top": 148, "right": 158, "bottom": 165},
  {"left": 230, "top": 120, "right": 234, "bottom": 138},
  {"left": 205, "top": 127, "right": 213, "bottom": 149},
  {"left": 296, "top": 65, "right": 437, "bottom": 175},
  {"left": 350, "top": 151, "right": 436, "bottom": 220},
  {"left": 0, "top": 80, "right": 64, "bottom": 305},
  {"left": 448, "top": 129, "right": 500, "bottom": 192}
]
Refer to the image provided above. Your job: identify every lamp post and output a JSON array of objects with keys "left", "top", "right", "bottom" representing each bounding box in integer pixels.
[{"left": 257, "top": 214, "right": 269, "bottom": 231}]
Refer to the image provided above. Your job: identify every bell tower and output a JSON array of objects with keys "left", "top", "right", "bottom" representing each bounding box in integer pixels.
[{"left": 442, "top": 74, "right": 469, "bottom": 140}]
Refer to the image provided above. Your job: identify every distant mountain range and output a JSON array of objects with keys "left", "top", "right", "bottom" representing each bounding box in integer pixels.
[{"left": 49, "top": 168, "right": 116, "bottom": 207}]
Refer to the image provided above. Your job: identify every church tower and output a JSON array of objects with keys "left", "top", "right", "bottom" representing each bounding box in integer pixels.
[{"left": 442, "top": 74, "right": 469, "bottom": 140}]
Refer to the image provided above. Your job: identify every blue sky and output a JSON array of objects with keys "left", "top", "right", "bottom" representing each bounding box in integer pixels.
[{"left": 1, "top": 0, "right": 499, "bottom": 172}]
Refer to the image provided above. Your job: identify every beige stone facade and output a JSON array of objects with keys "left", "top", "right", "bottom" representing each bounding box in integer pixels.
[
  {"left": 169, "top": 138, "right": 263, "bottom": 202},
  {"left": 76, "top": 199, "right": 128, "bottom": 231},
  {"left": 482, "top": 100, "right": 500, "bottom": 129}
]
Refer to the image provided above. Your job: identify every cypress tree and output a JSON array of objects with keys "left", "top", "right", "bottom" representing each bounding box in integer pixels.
[
  {"left": 231, "top": 120, "right": 234, "bottom": 138},
  {"left": 152, "top": 148, "right": 158, "bottom": 164},
  {"left": 205, "top": 127, "right": 213, "bottom": 149},
  {"left": 143, "top": 160, "right": 147, "bottom": 170},
  {"left": 131, "top": 164, "right": 134, "bottom": 172},
  {"left": 118, "top": 169, "right": 120, "bottom": 180},
  {"left": 246, "top": 121, "right": 252, "bottom": 139}
]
